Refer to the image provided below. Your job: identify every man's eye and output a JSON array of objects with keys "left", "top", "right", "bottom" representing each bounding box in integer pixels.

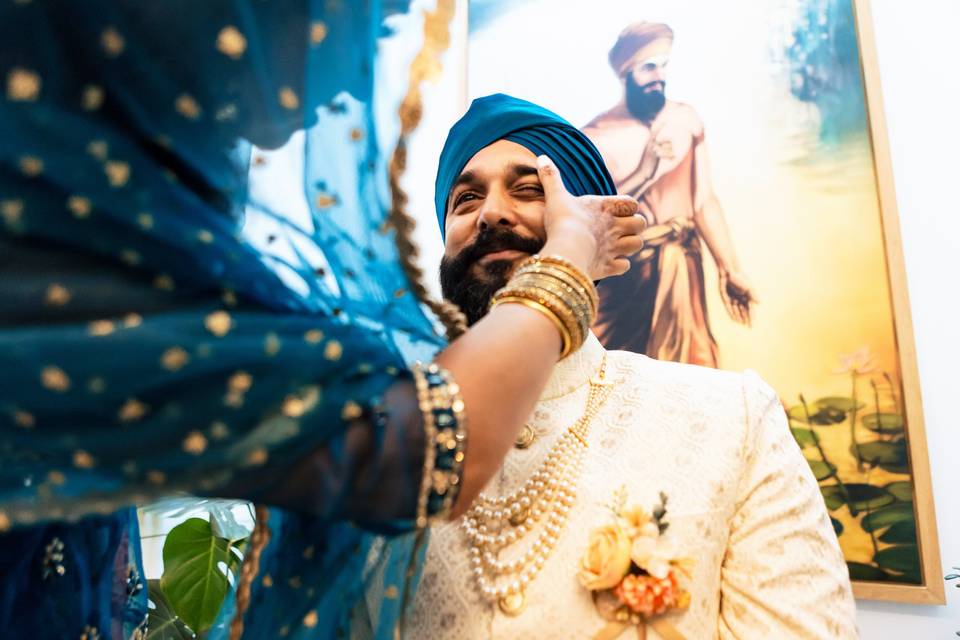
[
  {"left": 516, "top": 184, "right": 543, "bottom": 195},
  {"left": 454, "top": 192, "right": 478, "bottom": 207}
]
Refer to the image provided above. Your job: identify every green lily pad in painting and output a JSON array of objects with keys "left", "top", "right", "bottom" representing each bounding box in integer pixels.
[
  {"left": 862, "top": 412, "right": 904, "bottom": 434},
  {"left": 846, "top": 561, "right": 889, "bottom": 581},
  {"left": 814, "top": 397, "right": 864, "bottom": 413},
  {"left": 861, "top": 502, "right": 915, "bottom": 533},
  {"left": 875, "top": 544, "right": 920, "bottom": 575},
  {"left": 879, "top": 520, "right": 917, "bottom": 545},
  {"left": 854, "top": 440, "right": 907, "bottom": 468},
  {"left": 884, "top": 481, "right": 914, "bottom": 503},
  {"left": 821, "top": 483, "right": 894, "bottom": 514},
  {"left": 790, "top": 427, "right": 817, "bottom": 448},
  {"left": 830, "top": 517, "right": 844, "bottom": 536},
  {"left": 805, "top": 459, "right": 837, "bottom": 481}
]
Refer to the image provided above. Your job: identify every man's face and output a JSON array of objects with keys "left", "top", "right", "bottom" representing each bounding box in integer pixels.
[
  {"left": 625, "top": 49, "right": 670, "bottom": 122},
  {"left": 440, "top": 140, "right": 548, "bottom": 325}
]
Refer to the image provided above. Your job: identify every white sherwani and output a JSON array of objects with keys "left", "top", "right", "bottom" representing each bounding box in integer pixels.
[{"left": 393, "top": 334, "right": 857, "bottom": 638}]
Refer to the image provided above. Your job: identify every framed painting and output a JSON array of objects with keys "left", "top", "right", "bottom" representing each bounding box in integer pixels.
[{"left": 464, "top": 0, "right": 943, "bottom": 604}]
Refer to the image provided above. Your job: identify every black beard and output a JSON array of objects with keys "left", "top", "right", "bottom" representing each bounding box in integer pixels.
[
  {"left": 439, "top": 228, "right": 545, "bottom": 326},
  {"left": 625, "top": 77, "right": 666, "bottom": 122}
]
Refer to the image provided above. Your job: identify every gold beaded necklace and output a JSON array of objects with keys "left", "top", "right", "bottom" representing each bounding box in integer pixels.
[{"left": 462, "top": 355, "right": 613, "bottom": 616}]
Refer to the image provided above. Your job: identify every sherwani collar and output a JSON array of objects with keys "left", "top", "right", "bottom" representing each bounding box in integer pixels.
[{"left": 540, "top": 332, "right": 606, "bottom": 401}]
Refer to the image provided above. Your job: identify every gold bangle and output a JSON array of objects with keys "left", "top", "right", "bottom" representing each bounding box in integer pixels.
[
  {"left": 522, "top": 255, "right": 597, "bottom": 308},
  {"left": 509, "top": 273, "right": 594, "bottom": 329},
  {"left": 412, "top": 362, "right": 468, "bottom": 528},
  {"left": 491, "top": 295, "right": 573, "bottom": 358},
  {"left": 514, "top": 262, "right": 598, "bottom": 317},
  {"left": 505, "top": 279, "right": 590, "bottom": 346},
  {"left": 492, "top": 286, "right": 583, "bottom": 358}
]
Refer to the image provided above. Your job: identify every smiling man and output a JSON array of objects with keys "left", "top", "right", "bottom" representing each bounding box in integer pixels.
[{"left": 385, "top": 94, "right": 859, "bottom": 639}]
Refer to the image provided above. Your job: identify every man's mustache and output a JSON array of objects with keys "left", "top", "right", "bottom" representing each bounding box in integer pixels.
[
  {"left": 642, "top": 81, "right": 666, "bottom": 94},
  {"left": 456, "top": 228, "right": 544, "bottom": 268}
]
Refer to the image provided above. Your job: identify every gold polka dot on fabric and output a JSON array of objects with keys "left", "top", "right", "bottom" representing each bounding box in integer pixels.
[
  {"left": 118, "top": 398, "right": 149, "bottom": 422},
  {"left": 341, "top": 401, "right": 362, "bottom": 420},
  {"left": 264, "top": 332, "right": 281, "bottom": 357},
  {"left": 122, "top": 313, "right": 143, "bottom": 328},
  {"left": 310, "top": 21, "right": 328, "bottom": 45},
  {"left": 88, "top": 320, "right": 115, "bottom": 336},
  {"left": 302, "top": 545, "right": 315, "bottom": 560},
  {"left": 175, "top": 94, "right": 202, "bottom": 120},
  {"left": 324, "top": 340, "right": 343, "bottom": 361},
  {"left": 349, "top": 128, "right": 364, "bottom": 142},
  {"left": 82, "top": 85, "right": 104, "bottom": 111},
  {"left": 86, "top": 140, "right": 108, "bottom": 161},
  {"left": 67, "top": 195, "right": 92, "bottom": 219},
  {"left": 146, "top": 470, "right": 167, "bottom": 485},
  {"left": 304, "top": 329, "right": 324, "bottom": 344},
  {"left": 278, "top": 626, "right": 289, "bottom": 638},
  {"left": 302, "top": 610, "right": 318, "bottom": 628},
  {"left": 197, "top": 229, "right": 214, "bottom": 244},
  {"left": 13, "top": 410, "right": 35, "bottom": 429},
  {"left": 210, "top": 421, "right": 230, "bottom": 440},
  {"left": 73, "top": 450, "right": 95, "bottom": 469},
  {"left": 216, "top": 26, "right": 247, "bottom": 59},
  {"left": 47, "top": 470, "right": 66, "bottom": 486},
  {"left": 7, "top": 67, "right": 41, "bottom": 102},
  {"left": 221, "top": 290, "right": 237, "bottom": 306},
  {"left": 228, "top": 371, "right": 252, "bottom": 393},
  {"left": 245, "top": 448, "right": 268, "bottom": 466},
  {"left": 1, "top": 199, "right": 24, "bottom": 225},
  {"left": 87, "top": 377, "right": 107, "bottom": 394},
  {"left": 384, "top": 585, "right": 399, "bottom": 599},
  {"left": 104, "top": 160, "right": 130, "bottom": 187},
  {"left": 261, "top": 574, "right": 274, "bottom": 588},
  {"left": 41, "top": 366, "right": 71, "bottom": 392},
  {"left": 137, "top": 212, "right": 154, "bottom": 230},
  {"left": 394, "top": 288, "right": 407, "bottom": 298},
  {"left": 120, "top": 249, "right": 141, "bottom": 266},
  {"left": 160, "top": 346, "right": 190, "bottom": 371},
  {"left": 101, "top": 28, "right": 125, "bottom": 57},
  {"left": 278, "top": 87, "right": 299, "bottom": 111},
  {"left": 205, "top": 310, "right": 232, "bottom": 337},
  {"left": 44, "top": 283, "right": 71, "bottom": 306},
  {"left": 153, "top": 274, "right": 175, "bottom": 291},
  {"left": 315, "top": 193, "right": 336, "bottom": 209},
  {"left": 281, "top": 395, "right": 306, "bottom": 418},
  {"left": 19, "top": 155, "right": 43, "bottom": 177},
  {"left": 182, "top": 431, "right": 208, "bottom": 455},
  {"left": 0, "top": 511, "right": 11, "bottom": 533}
]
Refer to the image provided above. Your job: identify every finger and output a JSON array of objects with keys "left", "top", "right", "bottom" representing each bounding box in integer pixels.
[
  {"left": 606, "top": 257, "right": 632, "bottom": 278},
  {"left": 602, "top": 195, "right": 640, "bottom": 217},
  {"left": 613, "top": 235, "right": 644, "bottom": 257},
  {"left": 536, "top": 155, "right": 570, "bottom": 201},
  {"left": 614, "top": 215, "right": 647, "bottom": 237}
]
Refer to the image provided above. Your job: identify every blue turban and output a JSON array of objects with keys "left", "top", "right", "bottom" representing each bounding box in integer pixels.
[{"left": 434, "top": 94, "right": 617, "bottom": 237}]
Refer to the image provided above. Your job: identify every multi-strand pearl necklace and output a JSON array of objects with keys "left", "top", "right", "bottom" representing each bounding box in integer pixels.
[{"left": 462, "top": 356, "right": 613, "bottom": 616}]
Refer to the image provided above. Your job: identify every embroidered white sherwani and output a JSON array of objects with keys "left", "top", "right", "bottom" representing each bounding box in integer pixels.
[{"left": 393, "top": 334, "right": 857, "bottom": 639}]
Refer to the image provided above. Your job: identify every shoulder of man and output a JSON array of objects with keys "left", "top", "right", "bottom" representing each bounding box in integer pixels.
[
  {"left": 662, "top": 100, "right": 706, "bottom": 139},
  {"left": 606, "top": 349, "right": 746, "bottom": 407}
]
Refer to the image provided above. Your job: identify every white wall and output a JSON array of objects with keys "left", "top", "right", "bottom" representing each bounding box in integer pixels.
[
  {"left": 853, "top": 1, "right": 960, "bottom": 636},
  {"left": 405, "top": 1, "right": 959, "bottom": 636}
]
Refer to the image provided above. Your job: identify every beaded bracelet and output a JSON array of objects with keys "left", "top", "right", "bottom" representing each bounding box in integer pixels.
[{"left": 412, "top": 362, "right": 468, "bottom": 528}]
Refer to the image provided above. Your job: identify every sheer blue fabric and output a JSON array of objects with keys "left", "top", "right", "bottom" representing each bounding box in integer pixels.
[{"left": 0, "top": 1, "right": 444, "bottom": 638}]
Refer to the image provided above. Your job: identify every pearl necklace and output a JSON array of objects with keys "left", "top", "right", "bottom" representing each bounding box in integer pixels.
[{"left": 463, "top": 355, "right": 613, "bottom": 615}]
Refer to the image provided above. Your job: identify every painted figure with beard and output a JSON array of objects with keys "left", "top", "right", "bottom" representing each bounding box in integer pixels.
[
  {"left": 583, "top": 22, "right": 756, "bottom": 368},
  {"left": 358, "top": 94, "right": 857, "bottom": 640}
]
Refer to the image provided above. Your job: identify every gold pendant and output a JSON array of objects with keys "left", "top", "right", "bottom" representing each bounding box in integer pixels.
[
  {"left": 498, "top": 591, "right": 526, "bottom": 616},
  {"left": 508, "top": 506, "right": 529, "bottom": 526},
  {"left": 514, "top": 424, "right": 536, "bottom": 449}
]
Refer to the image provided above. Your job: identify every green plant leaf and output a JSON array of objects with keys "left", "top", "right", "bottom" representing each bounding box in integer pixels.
[
  {"left": 878, "top": 520, "right": 917, "bottom": 545},
  {"left": 814, "top": 397, "right": 863, "bottom": 413},
  {"left": 820, "top": 485, "right": 846, "bottom": 510},
  {"left": 861, "top": 502, "right": 915, "bottom": 533},
  {"left": 862, "top": 413, "right": 904, "bottom": 434},
  {"left": 160, "top": 517, "right": 236, "bottom": 633},
  {"left": 806, "top": 459, "right": 837, "bottom": 481},
  {"left": 884, "top": 481, "right": 914, "bottom": 503},
  {"left": 790, "top": 427, "right": 817, "bottom": 448},
  {"left": 147, "top": 580, "right": 194, "bottom": 640},
  {"left": 846, "top": 561, "right": 889, "bottom": 581},
  {"left": 875, "top": 545, "right": 920, "bottom": 574},
  {"left": 830, "top": 517, "right": 844, "bottom": 536},
  {"left": 854, "top": 440, "right": 907, "bottom": 468}
]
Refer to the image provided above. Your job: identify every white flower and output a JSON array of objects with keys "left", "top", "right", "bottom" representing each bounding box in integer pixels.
[{"left": 630, "top": 535, "right": 678, "bottom": 580}]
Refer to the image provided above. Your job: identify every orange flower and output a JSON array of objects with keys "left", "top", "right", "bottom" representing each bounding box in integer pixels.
[{"left": 614, "top": 571, "right": 687, "bottom": 618}]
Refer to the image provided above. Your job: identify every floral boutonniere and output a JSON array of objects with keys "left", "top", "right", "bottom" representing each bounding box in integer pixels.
[{"left": 578, "top": 489, "right": 693, "bottom": 640}]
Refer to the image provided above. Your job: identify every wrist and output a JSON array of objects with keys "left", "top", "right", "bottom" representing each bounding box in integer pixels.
[{"left": 541, "top": 235, "right": 594, "bottom": 276}]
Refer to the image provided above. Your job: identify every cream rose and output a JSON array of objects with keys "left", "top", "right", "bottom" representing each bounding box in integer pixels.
[{"left": 577, "top": 523, "right": 632, "bottom": 590}]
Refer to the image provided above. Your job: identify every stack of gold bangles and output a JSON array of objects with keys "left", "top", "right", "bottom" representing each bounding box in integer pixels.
[{"left": 490, "top": 255, "right": 598, "bottom": 359}]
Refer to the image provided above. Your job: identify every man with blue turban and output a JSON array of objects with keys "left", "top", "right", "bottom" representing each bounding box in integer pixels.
[{"left": 389, "top": 94, "right": 857, "bottom": 639}]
